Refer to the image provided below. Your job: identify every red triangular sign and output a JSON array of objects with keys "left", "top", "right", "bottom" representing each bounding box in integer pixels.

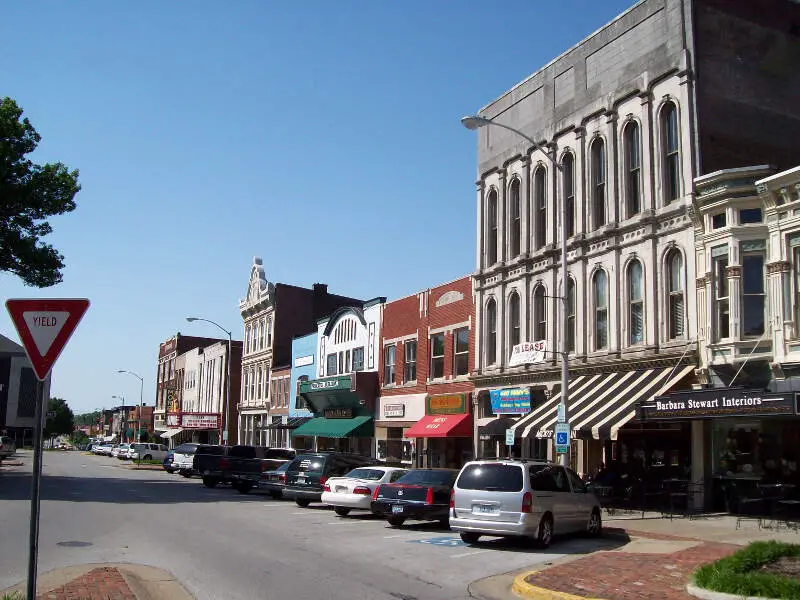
[{"left": 5, "top": 298, "right": 90, "bottom": 381}]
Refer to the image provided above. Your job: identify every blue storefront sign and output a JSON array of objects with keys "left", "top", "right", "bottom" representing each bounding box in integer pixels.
[{"left": 490, "top": 388, "right": 531, "bottom": 414}]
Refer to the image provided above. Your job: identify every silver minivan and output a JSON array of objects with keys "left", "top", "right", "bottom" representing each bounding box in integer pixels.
[{"left": 449, "top": 460, "right": 602, "bottom": 547}]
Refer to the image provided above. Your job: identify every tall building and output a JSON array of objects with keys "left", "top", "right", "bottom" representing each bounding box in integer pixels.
[
  {"left": 467, "top": 0, "right": 800, "bottom": 477},
  {"left": 0, "top": 333, "right": 51, "bottom": 447}
]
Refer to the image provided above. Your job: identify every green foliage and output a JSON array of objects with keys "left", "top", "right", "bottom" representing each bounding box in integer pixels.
[
  {"left": 2, "top": 592, "right": 25, "bottom": 600},
  {"left": 0, "top": 97, "right": 80, "bottom": 287},
  {"left": 694, "top": 541, "right": 800, "bottom": 599},
  {"left": 74, "top": 410, "right": 101, "bottom": 426},
  {"left": 44, "top": 397, "right": 74, "bottom": 437}
]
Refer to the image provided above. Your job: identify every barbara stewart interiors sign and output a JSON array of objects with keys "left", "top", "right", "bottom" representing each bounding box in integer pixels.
[{"left": 639, "top": 388, "right": 797, "bottom": 420}]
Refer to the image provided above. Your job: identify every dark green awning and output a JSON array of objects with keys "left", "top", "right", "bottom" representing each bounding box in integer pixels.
[{"left": 290, "top": 416, "right": 373, "bottom": 439}]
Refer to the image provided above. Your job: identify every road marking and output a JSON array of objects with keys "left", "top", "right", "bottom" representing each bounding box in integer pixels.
[
  {"left": 291, "top": 512, "right": 308, "bottom": 515},
  {"left": 383, "top": 534, "right": 408, "bottom": 539},
  {"left": 450, "top": 549, "right": 491, "bottom": 558}
]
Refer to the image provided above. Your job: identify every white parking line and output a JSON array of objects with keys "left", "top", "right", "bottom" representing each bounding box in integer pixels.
[
  {"left": 450, "top": 549, "right": 491, "bottom": 559},
  {"left": 382, "top": 534, "right": 408, "bottom": 539}
]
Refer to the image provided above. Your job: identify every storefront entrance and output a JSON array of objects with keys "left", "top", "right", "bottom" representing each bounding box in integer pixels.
[{"left": 404, "top": 393, "right": 473, "bottom": 469}]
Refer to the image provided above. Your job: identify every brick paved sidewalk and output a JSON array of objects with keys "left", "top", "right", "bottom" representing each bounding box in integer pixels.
[
  {"left": 523, "top": 535, "right": 737, "bottom": 600},
  {"left": 37, "top": 567, "right": 136, "bottom": 600}
]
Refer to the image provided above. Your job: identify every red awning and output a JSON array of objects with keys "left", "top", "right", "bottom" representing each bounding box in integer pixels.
[{"left": 404, "top": 413, "right": 472, "bottom": 438}]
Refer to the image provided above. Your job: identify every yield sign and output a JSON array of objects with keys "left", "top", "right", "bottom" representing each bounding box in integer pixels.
[{"left": 5, "top": 299, "right": 90, "bottom": 381}]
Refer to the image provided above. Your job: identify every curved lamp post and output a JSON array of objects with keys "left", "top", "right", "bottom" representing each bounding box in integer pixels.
[
  {"left": 186, "top": 317, "right": 232, "bottom": 445},
  {"left": 461, "top": 114, "right": 570, "bottom": 467},
  {"left": 117, "top": 369, "right": 145, "bottom": 466}
]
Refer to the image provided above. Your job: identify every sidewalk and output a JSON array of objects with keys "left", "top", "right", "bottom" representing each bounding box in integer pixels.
[
  {"left": 470, "top": 512, "right": 800, "bottom": 600},
  {"left": 1, "top": 564, "right": 193, "bottom": 600}
]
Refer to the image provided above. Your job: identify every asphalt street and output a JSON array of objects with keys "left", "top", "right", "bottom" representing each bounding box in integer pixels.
[{"left": 0, "top": 451, "right": 619, "bottom": 599}]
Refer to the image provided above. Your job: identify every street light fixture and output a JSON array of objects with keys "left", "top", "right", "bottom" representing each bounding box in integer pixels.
[
  {"left": 461, "top": 113, "right": 570, "bottom": 468},
  {"left": 118, "top": 369, "right": 145, "bottom": 466},
  {"left": 186, "top": 316, "right": 232, "bottom": 445}
]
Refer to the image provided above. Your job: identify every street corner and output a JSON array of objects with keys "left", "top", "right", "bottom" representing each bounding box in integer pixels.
[{"left": 512, "top": 571, "right": 605, "bottom": 600}]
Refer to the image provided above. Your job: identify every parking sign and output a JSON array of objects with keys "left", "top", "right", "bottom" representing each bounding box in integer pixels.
[
  {"left": 555, "top": 422, "right": 570, "bottom": 454},
  {"left": 505, "top": 428, "right": 515, "bottom": 446}
]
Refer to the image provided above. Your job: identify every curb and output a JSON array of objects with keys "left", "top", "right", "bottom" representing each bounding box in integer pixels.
[
  {"left": 686, "top": 582, "right": 781, "bottom": 600},
  {"left": 511, "top": 571, "right": 605, "bottom": 600}
]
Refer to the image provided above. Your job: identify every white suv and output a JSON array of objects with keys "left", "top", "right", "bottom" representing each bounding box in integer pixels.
[
  {"left": 127, "top": 443, "right": 168, "bottom": 461},
  {"left": 449, "top": 459, "right": 602, "bottom": 548}
]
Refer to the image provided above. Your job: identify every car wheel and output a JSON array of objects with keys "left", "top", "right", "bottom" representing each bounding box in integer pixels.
[
  {"left": 460, "top": 532, "right": 480, "bottom": 544},
  {"left": 334, "top": 507, "right": 351, "bottom": 517},
  {"left": 387, "top": 517, "right": 405, "bottom": 528},
  {"left": 143, "top": 455, "right": 152, "bottom": 461},
  {"left": 269, "top": 491, "right": 282, "bottom": 499},
  {"left": 236, "top": 483, "right": 253, "bottom": 495},
  {"left": 180, "top": 471, "right": 192, "bottom": 478},
  {"left": 535, "top": 514, "right": 554, "bottom": 549},
  {"left": 586, "top": 508, "right": 602, "bottom": 538},
  {"left": 202, "top": 477, "right": 218, "bottom": 489},
  {"left": 295, "top": 499, "right": 311, "bottom": 508}
]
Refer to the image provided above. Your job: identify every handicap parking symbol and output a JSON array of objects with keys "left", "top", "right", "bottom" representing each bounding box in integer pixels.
[
  {"left": 556, "top": 432, "right": 568, "bottom": 445},
  {"left": 408, "top": 536, "right": 465, "bottom": 547}
]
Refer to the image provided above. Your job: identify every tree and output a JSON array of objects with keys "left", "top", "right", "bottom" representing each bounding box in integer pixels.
[
  {"left": 0, "top": 97, "right": 80, "bottom": 287},
  {"left": 44, "top": 397, "right": 74, "bottom": 438}
]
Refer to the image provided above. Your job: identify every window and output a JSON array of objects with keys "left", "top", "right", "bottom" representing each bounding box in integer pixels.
[
  {"left": 430, "top": 333, "right": 445, "bottom": 379},
  {"left": 567, "top": 278, "right": 576, "bottom": 352},
  {"left": 740, "top": 208, "right": 762, "bottom": 224},
  {"left": 628, "top": 260, "right": 644, "bottom": 345},
  {"left": 254, "top": 321, "right": 261, "bottom": 351},
  {"left": 352, "top": 347, "right": 364, "bottom": 372},
  {"left": 742, "top": 249, "right": 766, "bottom": 337},
  {"left": 533, "top": 285, "right": 546, "bottom": 341},
  {"left": 403, "top": 340, "right": 417, "bottom": 382},
  {"left": 454, "top": 328, "right": 469, "bottom": 376},
  {"left": 486, "top": 299, "right": 497, "bottom": 365},
  {"left": 562, "top": 153, "right": 575, "bottom": 238},
  {"left": 662, "top": 102, "right": 680, "bottom": 202},
  {"left": 259, "top": 319, "right": 266, "bottom": 349},
  {"left": 593, "top": 270, "right": 608, "bottom": 350},
  {"left": 249, "top": 367, "right": 255, "bottom": 400},
  {"left": 267, "top": 318, "right": 272, "bottom": 347},
  {"left": 667, "top": 250, "right": 685, "bottom": 339},
  {"left": 383, "top": 345, "right": 396, "bottom": 385},
  {"left": 245, "top": 326, "right": 251, "bottom": 353},
  {"left": 712, "top": 213, "right": 727, "bottom": 229},
  {"left": 456, "top": 463, "right": 523, "bottom": 492},
  {"left": 795, "top": 247, "right": 800, "bottom": 333},
  {"left": 243, "top": 370, "right": 250, "bottom": 401},
  {"left": 624, "top": 122, "right": 641, "bottom": 216},
  {"left": 487, "top": 189, "right": 498, "bottom": 265},
  {"left": 326, "top": 353, "right": 338, "bottom": 376},
  {"left": 509, "top": 292, "right": 521, "bottom": 348},
  {"left": 713, "top": 252, "right": 730, "bottom": 340},
  {"left": 510, "top": 179, "right": 521, "bottom": 258},
  {"left": 534, "top": 167, "right": 547, "bottom": 250},
  {"left": 257, "top": 367, "right": 263, "bottom": 399},
  {"left": 296, "top": 375, "right": 309, "bottom": 410},
  {"left": 591, "top": 139, "right": 606, "bottom": 228}
]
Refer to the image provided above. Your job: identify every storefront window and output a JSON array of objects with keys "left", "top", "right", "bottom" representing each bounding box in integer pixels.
[{"left": 711, "top": 419, "right": 799, "bottom": 483}]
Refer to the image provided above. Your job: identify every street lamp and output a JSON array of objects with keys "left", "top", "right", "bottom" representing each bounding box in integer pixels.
[
  {"left": 461, "top": 113, "right": 571, "bottom": 467},
  {"left": 111, "top": 395, "right": 126, "bottom": 443},
  {"left": 118, "top": 369, "right": 145, "bottom": 465},
  {"left": 186, "top": 317, "right": 232, "bottom": 445}
]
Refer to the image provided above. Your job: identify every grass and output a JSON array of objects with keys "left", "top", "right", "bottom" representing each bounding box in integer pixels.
[
  {"left": 2, "top": 592, "right": 25, "bottom": 600},
  {"left": 694, "top": 541, "right": 800, "bottom": 599}
]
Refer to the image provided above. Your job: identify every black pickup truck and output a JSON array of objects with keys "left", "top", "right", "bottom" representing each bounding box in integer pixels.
[{"left": 194, "top": 445, "right": 295, "bottom": 492}]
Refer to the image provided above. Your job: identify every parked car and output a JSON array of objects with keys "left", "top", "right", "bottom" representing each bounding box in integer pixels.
[
  {"left": 127, "top": 443, "right": 168, "bottom": 461},
  {"left": 283, "top": 452, "right": 380, "bottom": 507},
  {"left": 0, "top": 436, "right": 16, "bottom": 460},
  {"left": 172, "top": 443, "right": 224, "bottom": 477},
  {"left": 111, "top": 444, "right": 129, "bottom": 459},
  {"left": 449, "top": 460, "right": 602, "bottom": 548},
  {"left": 193, "top": 445, "right": 232, "bottom": 487},
  {"left": 227, "top": 446, "right": 297, "bottom": 493},
  {"left": 258, "top": 462, "right": 291, "bottom": 499},
  {"left": 163, "top": 450, "right": 176, "bottom": 473},
  {"left": 371, "top": 468, "right": 458, "bottom": 528},
  {"left": 322, "top": 466, "right": 408, "bottom": 516},
  {"left": 93, "top": 443, "right": 111, "bottom": 455}
]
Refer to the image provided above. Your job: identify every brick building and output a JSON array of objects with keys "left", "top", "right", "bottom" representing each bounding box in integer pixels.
[{"left": 378, "top": 276, "right": 475, "bottom": 468}]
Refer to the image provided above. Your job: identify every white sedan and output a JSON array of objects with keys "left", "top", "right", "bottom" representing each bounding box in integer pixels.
[{"left": 322, "top": 466, "right": 409, "bottom": 517}]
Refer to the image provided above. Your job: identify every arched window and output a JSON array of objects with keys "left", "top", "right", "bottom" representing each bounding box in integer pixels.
[
  {"left": 267, "top": 318, "right": 272, "bottom": 347},
  {"left": 245, "top": 326, "right": 251, "bottom": 354},
  {"left": 486, "top": 299, "right": 497, "bottom": 365},
  {"left": 562, "top": 153, "right": 575, "bottom": 238},
  {"left": 243, "top": 369, "right": 250, "bottom": 401},
  {"left": 624, "top": 122, "right": 641, "bottom": 217},
  {"left": 661, "top": 102, "right": 680, "bottom": 203},
  {"left": 667, "top": 250, "right": 685, "bottom": 339},
  {"left": 257, "top": 367, "right": 263, "bottom": 399},
  {"left": 509, "top": 292, "right": 520, "bottom": 347},
  {"left": 567, "top": 277, "right": 576, "bottom": 352},
  {"left": 534, "top": 167, "right": 547, "bottom": 250},
  {"left": 533, "top": 285, "right": 546, "bottom": 341},
  {"left": 510, "top": 179, "right": 521, "bottom": 258},
  {"left": 628, "top": 260, "right": 644, "bottom": 345},
  {"left": 591, "top": 139, "right": 606, "bottom": 228},
  {"left": 593, "top": 270, "right": 608, "bottom": 350},
  {"left": 487, "top": 189, "right": 498, "bottom": 265}
]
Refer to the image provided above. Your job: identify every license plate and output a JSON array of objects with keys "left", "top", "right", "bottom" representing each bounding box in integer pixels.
[
  {"left": 336, "top": 486, "right": 346, "bottom": 493},
  {"left": 296, "top": 477, "right": 306, "bottom": 484},
  {"left": 474, "top": 505, "right": 496, "bottom": 514},
  {"left": 392, "top": 505, "right": 404, "bottom": 514}
]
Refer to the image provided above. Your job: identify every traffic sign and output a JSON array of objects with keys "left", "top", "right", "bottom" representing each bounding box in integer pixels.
[
  {"left": 5, "top": 299, "right": 90, "bottom": 381},
  {"left": 555, "top": 422, "right": 570, "bottom": 454},
  {"left": 46, "top": 411, "right": 56, "bottom": 419},
  {"left": 505, "top": 428, "right": 515, "bottom": 446}
]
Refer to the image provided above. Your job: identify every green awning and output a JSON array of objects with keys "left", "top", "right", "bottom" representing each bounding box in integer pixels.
[{"left": 290, "top": 416, "right": 374, "bottom": 439}]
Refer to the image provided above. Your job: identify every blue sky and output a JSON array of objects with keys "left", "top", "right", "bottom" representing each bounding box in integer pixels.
[{"left": 0, "top": 0, "right": 633, "bottom": 414}]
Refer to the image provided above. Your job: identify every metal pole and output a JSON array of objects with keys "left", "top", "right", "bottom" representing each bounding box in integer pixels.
[
  {"left": 27, "top": 379, "right": 46, "bottom": 600},
  {"left": 225, "top": 333, "right": 231, "bottom": 445},
  {"left": 138, "top": 376, "right": 144, "bottom": 467},
  {"left": 559, "top": 162, "right": 570, "bottom": 468}
]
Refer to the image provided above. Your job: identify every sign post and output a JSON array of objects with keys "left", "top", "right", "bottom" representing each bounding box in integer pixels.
[
  {"left": 505, "top": 428, "right": 515, "bottom": 459},
  {"left": 5, "top": 298, "right": 89, "bottom": 600},
  {"left": 555, "top": 422, "right": 570, "bottom": 456}
]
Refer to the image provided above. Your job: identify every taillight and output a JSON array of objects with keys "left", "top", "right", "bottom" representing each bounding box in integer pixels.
[
  {"left": 260, "top": 463, "right": 268, "bottom": 472},
  {"left": 449, "top": 489, "right": 455, "bottom": 509},
  {"left": 219, "top": 458, "right": 229, "bottom": 469},
  {"left": 323, "top": 483, "right": 331, "bottom": 492},
  {"left": 279, "top": 473, "right": 286, "bottom": 483},
  {"left": 352, "top": 486, "right": 371, "bottom": 495},
  {"left": 425, "top": 487, "right": 434, "bottom": 505},
  {"left": 372, "top": 485, "right": 381, "bottom": 500},
  {"left": 319, "top": 476, "right": 327, "bottom": 486},
  {"left": 521, "top": 491, "right": 533, "bottom": 513}
]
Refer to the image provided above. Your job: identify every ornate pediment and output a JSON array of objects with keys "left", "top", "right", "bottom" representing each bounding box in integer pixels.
[
  {"left": 435, "top": 290, "right": 464, "bottom": 307},
  {"left": 240, "top": 256, "right": 274, "bottom": 312}
]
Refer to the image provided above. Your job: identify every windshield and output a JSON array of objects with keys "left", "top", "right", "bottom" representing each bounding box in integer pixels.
[
  {"left": 457, "top": 464, "right": 523, "bottom": 492},
  {"left": 395, "top": 470, "right": 456, "bottom": 486},
  {"left": 344, "top": 468, "right": 386, "bottom": 481}
]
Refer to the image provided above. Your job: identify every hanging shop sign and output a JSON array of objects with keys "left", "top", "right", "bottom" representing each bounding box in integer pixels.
[
  {"left": 384, "top": 404, "right": 405, "bottom": 418},
  {"left": 181, "top": 414, "right": 220, "bottom": 429},
  {"left": 508, "top": 341, "right": 547, "bottom": 366},
  {"left": 639, "top": 388, "right": 797, "bottom": 421},
  {"left": 427, "top": 393, "right": 466, "bottom": 415},
  {"left": 490, "top": 388, "right": 531, "bottom": 414},
  {"left": 323, "top": 407, "right": 354, "bottom": 419},
  {"left": 301, "top": 374, "right": 354, "bottom": 394}
]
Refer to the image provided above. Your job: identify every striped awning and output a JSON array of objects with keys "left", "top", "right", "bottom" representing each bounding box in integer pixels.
[{"left": 511, "top": 364, "right": 695, "bottom": 440}]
